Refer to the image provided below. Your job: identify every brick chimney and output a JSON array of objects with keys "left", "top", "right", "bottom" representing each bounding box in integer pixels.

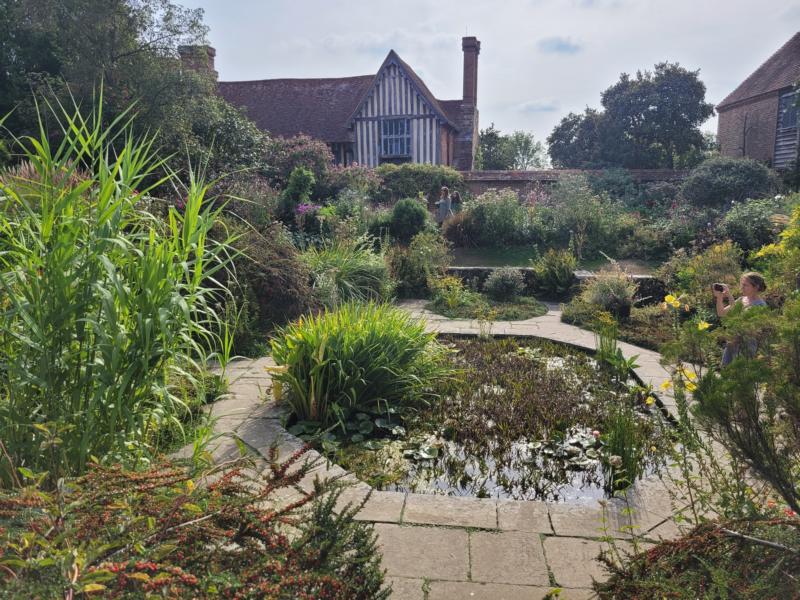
[
  {"left": 462, "top": 37, "right": 480, "bottom": 106},
  {"left": 453, "top": 37, "right": 480, "bottom": 171},
  {"left": 178, "top": 45, "right": 218, "bottom": 80}
]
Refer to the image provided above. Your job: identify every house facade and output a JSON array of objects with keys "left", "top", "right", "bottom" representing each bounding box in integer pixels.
[
  {"left": 181, "top": 38, "right": 480, "bottom": 170},
  {"left": 717, "top": 32, "right": 800, "bottom": 169}
]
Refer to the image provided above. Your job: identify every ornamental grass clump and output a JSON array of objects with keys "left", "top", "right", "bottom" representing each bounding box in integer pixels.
[
  {"left": 302, "top": 238, "right": 393, "bottom": 307},
  {"left": 270, "top": 302, "right": 449, "bottom": 428},
  {"left": 0, "top": 101, "right": 233, "bottom": 487},
  {"left": 580, "top": 265, "right": 637, "bottom": 319}
]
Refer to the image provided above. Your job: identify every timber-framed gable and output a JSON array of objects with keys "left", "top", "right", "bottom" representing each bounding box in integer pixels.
[{"left": 199, "top": 37, "right": 481, "bottom": 170}]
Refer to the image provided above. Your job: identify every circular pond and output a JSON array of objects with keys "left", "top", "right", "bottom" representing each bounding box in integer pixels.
[{"left": 333, "top": 336, "right": 668, "bottom": 502}]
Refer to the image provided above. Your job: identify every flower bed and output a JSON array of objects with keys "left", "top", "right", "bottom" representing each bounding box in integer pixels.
[{"left": 332, "top": 336, "right": 668, "bottom": 502}]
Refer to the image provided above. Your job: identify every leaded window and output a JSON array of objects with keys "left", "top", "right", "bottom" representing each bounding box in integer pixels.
[{"left": 380, "top": 118, "right": 411, "bottom": 157}]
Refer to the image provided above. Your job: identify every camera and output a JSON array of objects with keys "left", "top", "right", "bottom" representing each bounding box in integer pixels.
[{"left": 712, "top": 283, "right": 726, "bottom": 293}]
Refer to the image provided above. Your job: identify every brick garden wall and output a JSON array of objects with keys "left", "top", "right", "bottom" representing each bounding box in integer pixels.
[{"left": 460, "top": 169, "right": 689, "bottom": 198}]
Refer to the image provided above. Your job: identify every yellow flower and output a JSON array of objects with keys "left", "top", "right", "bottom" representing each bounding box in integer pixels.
[
  {"left": 698, "top": 320, "right": 711, "bottom": 331},
  {"left": 645, "top": 396, "right": 655, "bottom": 406},
  {"left": 677, "top": 366, "right": 697, "bottom": 381},
  {"left": 660, "top": 380, "right": 673, "bottom": 391},
  {"left": 685, "top": 381, "right": 697, "bottom": 392},
  {"left": 665, "top": 294, "right": 677, "bottom": 304}
]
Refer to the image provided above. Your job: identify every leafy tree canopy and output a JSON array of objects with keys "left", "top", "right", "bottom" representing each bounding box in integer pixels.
[
  {"left": 476, "top": 123, "right": 548, "bottom": 170},
  {"left": 0, "top": 0, "right": 265, "bottom": 178},
  {"left": 547, "top": 62, "right": 715, "bottom": 169}
]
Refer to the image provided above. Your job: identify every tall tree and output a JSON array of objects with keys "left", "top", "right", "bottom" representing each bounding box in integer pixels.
[
  {"left": 0, "top": 0, "right": 265, "bottom": 178},
  {"left": 547, "top": 62, "right": 714, "bottom": 169},
  {"left": 476, "top": 123, "right": 547, "bottom": 170}
]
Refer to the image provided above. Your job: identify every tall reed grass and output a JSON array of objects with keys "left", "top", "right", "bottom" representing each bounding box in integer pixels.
[{"left": 0, "top": 99, "right": 233, "bottom": 486}]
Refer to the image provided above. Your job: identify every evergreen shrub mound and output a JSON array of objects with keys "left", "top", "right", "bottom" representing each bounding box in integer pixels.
[
  {"left": 374, "top": 163, "right": 463, "bottom": 203},
  {"left": 270, "top": 302, "right": 449, "bottom": 427},
  {"left": 681, "top": 156, "right": 773, "bottom": 208},
  {"left": 389, "top": 197, "right": 430, "bottom": 243},
  {"left": 483, "top": 267, "right": 525, "bottom": 301},
  {"left": 0, "top": 453, "right": 389, "bottom": 599}
]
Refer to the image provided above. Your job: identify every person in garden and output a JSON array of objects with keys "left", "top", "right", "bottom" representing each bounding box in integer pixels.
[
  {"left": 435, "top": 186, "right": 453, "bottom": 226},
  {"left": 713, "top": 271, "right": 768, "bottom": 366}
]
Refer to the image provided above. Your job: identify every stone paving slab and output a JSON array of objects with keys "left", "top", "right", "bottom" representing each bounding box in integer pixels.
[
  {"left": 543, "top": 536, "right": 617, "bottom": 589},
  {"left": 386, "top": 577, "right": 425, "bottom": 599},
  {"left": 336, "top": 489, "right": 406, "bottom": 523},
  {"left": 427, "top": 581, "right": 589, "bottom": 600},
  {"left": 403, "top": 494, "right": 498, "bottom": 529},
  {"left": 470, "top": 531, "right": 550, "bottom": 586},
  {"left": 497, "top": 499, "right": 553, "bottom": 533},
  {"left": 374, "top": 524, "right": 469, "bottom": 580}
]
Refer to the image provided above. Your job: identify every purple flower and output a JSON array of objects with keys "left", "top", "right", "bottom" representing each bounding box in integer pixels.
[{"left": 295, "top": 203, "right": 321, "bottom": 215}]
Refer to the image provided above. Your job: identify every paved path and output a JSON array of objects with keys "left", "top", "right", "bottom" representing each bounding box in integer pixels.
[{"left": 187, "top": 303, "right": 689, "bottom": 600}]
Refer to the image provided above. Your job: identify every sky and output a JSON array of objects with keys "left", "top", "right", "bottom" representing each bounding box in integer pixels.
[{"left": 181, "top": 0, "right": 800, "bottom": 144}]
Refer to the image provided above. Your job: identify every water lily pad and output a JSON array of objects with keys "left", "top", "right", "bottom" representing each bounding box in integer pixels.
[
  {"left": 358, "top": 420, "right": 374, "bottom": 435},
  {"left": 350, "top": 433, "right": 364, "bottom": 443},
  {"left": 362, "top": 440, "right": 382, "bottom": 451}
]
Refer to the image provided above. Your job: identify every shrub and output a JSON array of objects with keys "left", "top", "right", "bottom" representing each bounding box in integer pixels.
[
  {"left": 270, "top": 302, "right": 448, "bottom": 426},
  {"left": 320, "top": 163, "right": 383, "bottom": 200},
  {"left": 717, "top": 197, "right": 783, "bottom": 253},
  {"left": 278, "top": 166, "right": 315, "bottom": 224},
  {"left": 589, "top": 167, "right": 640, "bottom": 206},
  {"left": 374, "top": 163, "right": 464, "bottom": 203},
  {"left": 263, "top": 134, "right": 333, "bottom": 191},
  {"left": 214, "top": 173, "right": 279, "bottom": 228},
  {"left": 580, "top": 265, "right": 637, "bottom": 317},
  {"left": 483, "top": 267, "right": 525, "bottom": 301},
  {"left": 302, "top": 239, "right": 392, "bottom": 307},
  {"left": 681, "top": 156, "right": 774, "bottom": 208},
  {"left": 596, "top": 519, "right": 800, "bottom": 599},
  {"left": 390, "top": 197, "right": 430, "bottom": 243},
  {"left": 659, "top": 241, "right": 743, "bottom": 307},
  {"left": 561, "top": 301, "right": 673, "bottom": 351},
  {"left": 454, "top": 189, "right": 539, "bottom": 247},
  {"left": 0, "top": 455, "right": 389, "bottom": 599},
  {"left": 548, "top": 175, "right": 627, "bottom": 258},
  {"left": 429, "top": 275, "right": 475, "bottom": 310},
  {"left": 387, "top": 231, "right": 451, "bottom": 297},
  {"left": 366, "top": 208, "right": 392, "bottom": 241},
  {"left": 531, "top": 249, "right": 577, "bottom": 298},
  {"left": 0, "top": 105, "right": 233, "bottom": 486}
]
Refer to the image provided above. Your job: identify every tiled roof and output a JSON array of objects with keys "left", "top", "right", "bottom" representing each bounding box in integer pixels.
[
  {"left": 218, "top": 75, "right": 374, "bottom": 142},
  {"left": 439, "top": 100, "right": 465, "bottom": 126},
  {"left": 717, "top": 31, "right": 800, "bottom": 110},
  {"left": 218, "top": 50, "right": 462, "bottom": 142}
]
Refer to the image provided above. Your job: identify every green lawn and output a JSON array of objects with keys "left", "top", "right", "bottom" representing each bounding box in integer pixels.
[{"left": 450, "top": 247, "right": 659, "bottom": 274}]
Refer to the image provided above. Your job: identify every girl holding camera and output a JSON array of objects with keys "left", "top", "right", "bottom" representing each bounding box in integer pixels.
[{"left": 713, "top": 272, "right": 768, "bottom": 366}]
